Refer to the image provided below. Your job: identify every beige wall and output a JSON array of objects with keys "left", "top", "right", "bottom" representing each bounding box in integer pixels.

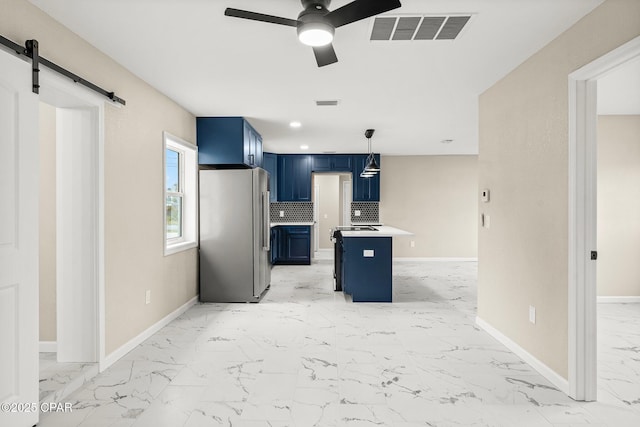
[
  {"left": 380, "top": 156, "right": 478, "bottom": 258},
  {"left": 2, "top": 0, "right": 198, "bottom": 355},
  {"left": 315, "top": 174, "right": 340, "bottom": 250},
  {"left": 39, "top": 102, "right": 56, "bottom": 342},
  {"left": 597, "top": 115, "right": 640, "bottom": 297},
  {"left": 478, "top": 0, "right": 640, "bottom": 380}
]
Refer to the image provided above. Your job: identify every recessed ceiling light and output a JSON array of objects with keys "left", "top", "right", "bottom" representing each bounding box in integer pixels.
[
  {"left": 300, "top": 145, "right": 309, "bottom": 150},
  {"left": 290, "top": 121, "right": 302, "bottom": 128},
  {"left": 440, "top": 139, "right": 454, "bottom": 144}
]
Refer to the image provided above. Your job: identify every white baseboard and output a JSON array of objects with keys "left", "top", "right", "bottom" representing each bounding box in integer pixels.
[
  {"left": 597, "top": 296, "right": 640, "bottom": 303},
  {"left": 475, "top": 316, "right": 570, "bottom": 396},
  {"left": 393, "top": 257, "right": 478, "bottom": 262},
  {"left": 101, "top": 295, "right": 198, "bottom": 372},
  {"left": 39, "top": 341, "right": 57, "bottom": 353}
]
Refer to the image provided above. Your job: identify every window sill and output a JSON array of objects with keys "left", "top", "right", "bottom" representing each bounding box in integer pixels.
[{"left": 164, "top": 240, "right": 198, "bottom": 256}]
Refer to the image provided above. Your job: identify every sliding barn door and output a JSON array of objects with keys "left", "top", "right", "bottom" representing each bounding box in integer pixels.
[{"left": 0, "top": 50, "right": 40, "bottom": 427}]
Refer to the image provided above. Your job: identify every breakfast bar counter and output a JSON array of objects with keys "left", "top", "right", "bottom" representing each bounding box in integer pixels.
[{"left": 333, "top": 225, "right": 412, "bottom": 302}]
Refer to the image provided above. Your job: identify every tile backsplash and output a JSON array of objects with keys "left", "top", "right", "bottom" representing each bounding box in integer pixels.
[
  {"left": 351, "top": 202, "right": 379, "bottom": 223},
  {"left": 270, "top": 202, "right": 314, "bottom": 223}
]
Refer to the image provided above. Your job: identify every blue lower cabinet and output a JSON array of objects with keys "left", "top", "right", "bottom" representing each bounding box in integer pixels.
[
  {"left": 270, "top": 227, "right": 279, "bottom": 264},
  {"left": 342, "top": 237, "right": 392, "bottom": 302},
  {"left": 271, "top": 226, "right": 311, "bottom": 265}
]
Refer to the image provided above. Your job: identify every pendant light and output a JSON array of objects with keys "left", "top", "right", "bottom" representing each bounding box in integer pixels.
[{"left": 361, "top": 129, "right": 380, "bottom": 178}]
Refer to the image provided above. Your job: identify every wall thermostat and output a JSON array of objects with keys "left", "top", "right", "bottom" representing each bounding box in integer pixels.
[{"left": 481, "top": 189, "right": 490, "bottom": 202}]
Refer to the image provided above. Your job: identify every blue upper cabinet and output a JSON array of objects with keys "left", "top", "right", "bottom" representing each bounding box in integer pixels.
[
  {"left": 277, "top": 155, "right": 312, "bottom": 201},
  {"left": 312, "top": 154, "right": 353, "bottom": 172},
  {"left": 263, "top": 152, "right": 278, "bottom": 202},
  {"left": 352, "top": 154, "right": 381, "bottom": 201},
  {"left": 197, "top": 117, "right": 263, "bottom": 168}
]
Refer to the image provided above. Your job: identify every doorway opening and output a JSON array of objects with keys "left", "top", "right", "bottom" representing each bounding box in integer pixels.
[
  {"left": 568, "top": 35, "right": 640, "bottom": 402},
  {"left": 595, "top": 56, "right": 640, "bottom": 407},
  {"left": 312, "top": 173, "right": 351, "bottom": 260},
  {"left": 37, "top": 70, "right": 106, "bottom": 405}
]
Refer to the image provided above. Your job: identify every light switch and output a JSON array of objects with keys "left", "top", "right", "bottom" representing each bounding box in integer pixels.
[
  {"left": 529, "top": 305, "right": 536, "bottom": 324},
  {"left": 363, "top": 249, "right": 374, "bottom": 257},
  {"left": 482, "top": 189, "right": 490, "bottom": 202},
  {"left": 324, "top": 213, "right": 328, "bottom": 219}
]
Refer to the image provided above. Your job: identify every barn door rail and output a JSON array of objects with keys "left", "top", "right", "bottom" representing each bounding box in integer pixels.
[{"left": 0, "top": 34, "right": 126, "bottom": 105}]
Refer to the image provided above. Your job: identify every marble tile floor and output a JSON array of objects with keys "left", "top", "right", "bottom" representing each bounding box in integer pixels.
[
  {"left": 36, "top": 260, "right": 640, "bottom": 427},
  {"left": 39, "top": 353, "right": 99, "bottom": 405},
  {"left": 596, "top": 302, "right": 640, "bottom": 411}
]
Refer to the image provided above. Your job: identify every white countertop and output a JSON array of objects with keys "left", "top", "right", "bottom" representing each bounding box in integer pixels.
[
  {"left": 270, "top": 222, "right": 314, "bottom": 227},
  {"left": 340, "top": 225, "right": 413, "bottom": 237}
]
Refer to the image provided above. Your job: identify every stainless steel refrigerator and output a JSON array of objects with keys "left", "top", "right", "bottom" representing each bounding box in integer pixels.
[{"left": 199, "top": 168, "right": 271, "bottom": 302}]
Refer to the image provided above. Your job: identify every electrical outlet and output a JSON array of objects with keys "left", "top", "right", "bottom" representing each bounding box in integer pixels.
[
  {"left": 355, "top": 210, "right": 361, "bottom": 216},
  {"left": 146, "top": 290, "right": 151, "bottom": 305},
  {"left": 529, "top": 305, "right": 536, "bottom": 324},
  {"left": 279, "top": 210, "right": 284, "bottom": 217},
  {"left": 410, "top": 240, "right": 415, "bottom": 248}
]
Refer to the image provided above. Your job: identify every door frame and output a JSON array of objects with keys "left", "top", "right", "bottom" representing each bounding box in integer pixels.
[
  {"left": 342, "top": 178, "right": 352, "bottom": 226},
  {"left": 567, "top": 35, "right": 640, "bottom": 401},
  {"left": 313, "top": 179, "right": 320, "bottom": 252},
  {"left": 38, "top": 67, "right": 108, "bottom": 369}
]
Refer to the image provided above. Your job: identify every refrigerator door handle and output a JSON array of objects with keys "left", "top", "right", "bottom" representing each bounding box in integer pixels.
[{"left": 262, "top": 191, "right": 270, "bottom": 251}]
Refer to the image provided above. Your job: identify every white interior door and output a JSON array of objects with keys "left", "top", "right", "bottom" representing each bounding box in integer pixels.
[{"left": 0, "top": 52, "right": 40, "bottom": 426}]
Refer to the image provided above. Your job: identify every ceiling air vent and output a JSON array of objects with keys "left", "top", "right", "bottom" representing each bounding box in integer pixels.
[
  {"left": 316, "top": 100, "right": 339, "bottom": 106},
  {"left": 371, "top": 15, "right": 471, "bottom": 41}
]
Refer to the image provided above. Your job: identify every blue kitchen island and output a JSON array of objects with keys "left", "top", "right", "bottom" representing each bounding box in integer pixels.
[{"left": 338, "top": 226, "right": 412, "bottom": 302}]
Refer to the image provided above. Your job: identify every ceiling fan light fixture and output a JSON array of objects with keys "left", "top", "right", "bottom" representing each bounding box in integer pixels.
[{"left": 297, "top": 21, "right": 335, "bottom": 46}]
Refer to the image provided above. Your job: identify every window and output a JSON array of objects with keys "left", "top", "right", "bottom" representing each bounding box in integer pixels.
[
  {"left": 164, "top": 132, "right": 197, "bottom": 255},
  {"left": 166, "top": 148, "right": 183, "bottom": 239}
]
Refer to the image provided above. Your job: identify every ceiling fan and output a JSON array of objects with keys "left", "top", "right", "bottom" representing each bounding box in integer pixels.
[{"left": 225, "top": 0, "right": 402, "bottom": 67}]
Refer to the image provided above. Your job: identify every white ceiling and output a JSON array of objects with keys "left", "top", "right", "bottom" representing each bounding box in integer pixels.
[
  {"left": 597, "top": 57, "right": 640, "bottom": 115},
  {"left": 30, "top": 0, "right": 605, "bottom": 155}
]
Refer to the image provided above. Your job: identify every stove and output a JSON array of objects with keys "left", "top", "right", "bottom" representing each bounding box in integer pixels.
[
  {"left": 333, "top": 225, "right": 378, "bottom": 232},
  {"left": 331, "top": 226, "right": 377, "bottom": 292}
]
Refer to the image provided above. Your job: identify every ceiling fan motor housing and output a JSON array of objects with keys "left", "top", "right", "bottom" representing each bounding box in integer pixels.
[
  {"left": 298, "top": 4, "right": 330, "bottom": 23},
  {"left": 301, "top": 0, "right": 331, "bottom": 10}
]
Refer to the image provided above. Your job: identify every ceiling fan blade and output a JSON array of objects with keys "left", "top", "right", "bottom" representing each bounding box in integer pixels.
[
  {"left": 224, "top": 8, "right": 298, "bottom": 27},
  {"left": 325, "top": 0, "right": 401, "bottom": 28},
  {"left": 313, "top": 44, "right": 338, "bottom": 67}
]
